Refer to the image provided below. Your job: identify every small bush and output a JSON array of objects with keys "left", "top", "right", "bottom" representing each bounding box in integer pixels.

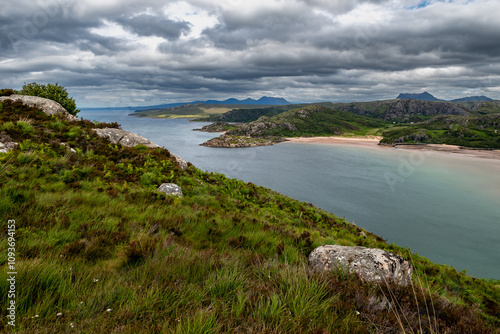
[
  {"left": 17, "top": 151, "right": 37, "bottom": 164},
  {"left": 50, "top": 120, "right": 65, "bottom": 131},
  {"left": 140, "top": 172, "right": 158, "bottom": 187},
  {"left": 1, "top": 121, "right": 15, "bottom": 131},
  {"left": 16, "top": 120, "right": 35, "bottom": 135},
  {"left": 18, "top": 82, "right": 79, "bottom": 116},
  {"left": 0, "top": 88, "right": 14, "bottom": 96}
]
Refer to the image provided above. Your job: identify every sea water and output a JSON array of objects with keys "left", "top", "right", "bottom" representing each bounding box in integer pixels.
[{"left": 79, "top": 109, "right": 500, "bottom": 279}]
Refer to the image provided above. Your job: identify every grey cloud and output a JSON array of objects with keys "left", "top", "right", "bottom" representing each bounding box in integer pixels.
[
  {"left": 1, "top": 0, "right": 500, "bottom": 107},
  {"left": 300, "top": 0, "right": 391, "bottom": 14},
  {"left": 202, "top": 4, "right": 330, "bottom": 49},
  {"left": 116, "top": 14, "right": 191, "bottom": 39}
]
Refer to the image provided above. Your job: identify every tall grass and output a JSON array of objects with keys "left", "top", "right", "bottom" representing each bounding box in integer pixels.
[{"left": 0, "top": 99, "right": 498, "bottom": 332}]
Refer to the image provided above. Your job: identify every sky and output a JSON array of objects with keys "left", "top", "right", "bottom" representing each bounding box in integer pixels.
[{"left": 1, "top": 0, "right": 499, "bottom": 107}]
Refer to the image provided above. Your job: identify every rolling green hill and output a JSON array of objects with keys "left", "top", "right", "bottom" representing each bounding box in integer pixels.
[
  {"left": 0, "top": 98, "right": 499, "bottom": 332},
  {"left": 381, "top": 114, "right": 500, "bottom": 148},
  {"left": 197, "top": 105, "right": 304, "bottom": 123},
  {"left": 200, "top": 102, "right": 500, "bottom": 149},
  {"left": 227, "top": 105, "right": 388, "bottom": 138}
]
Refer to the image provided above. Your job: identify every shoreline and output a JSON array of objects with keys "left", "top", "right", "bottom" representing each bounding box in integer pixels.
[{"left": 284, "top": 136, "right": 500, "bottom": 161}]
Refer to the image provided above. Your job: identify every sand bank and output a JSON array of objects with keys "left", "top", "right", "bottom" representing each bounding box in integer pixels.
[{"left": 284, "top": 136, "right": 500, "bottom": 161}]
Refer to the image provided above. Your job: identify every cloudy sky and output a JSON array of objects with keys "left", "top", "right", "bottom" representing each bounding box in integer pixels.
[{"left": 1, "top": 0, "right": 499, "bottom": 107}]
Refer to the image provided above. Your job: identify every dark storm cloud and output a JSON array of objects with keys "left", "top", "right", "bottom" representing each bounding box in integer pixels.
[
  {"left": 202, "top": 4, "right": 330, "bottom": 50},
  {"left": 0, "top": 0, "right": 499, "bottom": 106},
  {"left": 116, "top": 14, "right": 191, "bottom": 39}
]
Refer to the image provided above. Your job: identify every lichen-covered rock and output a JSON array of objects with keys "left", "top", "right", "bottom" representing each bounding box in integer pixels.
[
  {"left": 309, "top": 245, "right": 413, "bottom": 286},
  {"left": 0, "top": 95, "right": 77, "bottom": 121},
  {"left": 170, "top": 154, "right": 188, "bottom": 170},
  {"left": 157, "top": 183, "right": 183, "bottom": 197},
  {"left": 0, "top": 138, "right": 18, "bottom": 153},
  {"left": 93, "top": 128, "right": 161, "bottom": 148},
  {"left": 0, "top": 133, "right": 18, "bottom": 153}
]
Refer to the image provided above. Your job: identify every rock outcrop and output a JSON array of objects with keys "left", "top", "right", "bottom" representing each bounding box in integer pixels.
[
  {"left": 309, "top": 245, "right": 413, "bottom": 286},
  {"left": 157, "top": 183, "right": 183, "bottom": 197},
  {"left": 330, "top": 99, "right": 470, "bottom": 121},
  {"left": 201, "top": 134, "right": 283, "bottom": 148},
  {"left": 384, "top": 99, "right": 467, "bottom": 122},
  {"left": 193, "top": 122, "right": 233, "bottom": 132},
  {"left": 0, "top": 134, "right": 18, "bottom": 153},
  {"left": 93, "top": 128, "right": 161, "bottom": 148},
  {"left": 229, "top": 120, "right": 296, "bottom": 137},
  {"left": 0, "top": 95, "right": 77, "bottom": 121},
  {"left": 93, "top": 128, "right": 188, "bottom": 170},
  {"left": 170, "top": 154, "right": 188, "bottom": 170}
]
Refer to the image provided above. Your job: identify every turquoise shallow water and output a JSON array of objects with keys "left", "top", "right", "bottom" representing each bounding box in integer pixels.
[{"left": 80, "top": 109, "right": 500, "bottom": 279}]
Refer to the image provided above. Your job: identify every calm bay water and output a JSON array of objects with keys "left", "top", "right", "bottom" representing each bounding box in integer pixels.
[{"left": 80, "top": 108, "right": 500, "bottom": 279}]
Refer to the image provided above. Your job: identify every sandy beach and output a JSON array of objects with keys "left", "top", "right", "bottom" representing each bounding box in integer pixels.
[{"left": 284, "top": 136, "right": 500, "bottom": 161}]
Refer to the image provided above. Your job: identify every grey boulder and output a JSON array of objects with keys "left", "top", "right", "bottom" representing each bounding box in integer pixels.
[
  {"left": 157, "top": 183, "right": 183, "bottom": 197},
  {"left": 309, "top": 245, "right": 413, "bottom": 286},
  {"left": 0, "top": 95, "right": 77, "bottom": 121},
  {"left": 93, "top": 128, "right": 160, "bottom": 148},
  {"left": 0, "top": 134, "right": 18, "bottom": 153}
]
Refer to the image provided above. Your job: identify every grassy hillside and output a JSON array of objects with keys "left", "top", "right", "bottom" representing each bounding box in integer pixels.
[
  {"left": 198, "top": 105, "right": 306, "bottom": 123},
  {"left": 228, "top": 105, "right": 388, "bottom": 138},
  {"left": 0, "top": 99, "right": 499, "bottom": 333},
  {"left": 381, "top": 114, "right": 500, "bottom": 148},
  {"left": 456, "top": 101, "right": 500, "bottom": 115}
]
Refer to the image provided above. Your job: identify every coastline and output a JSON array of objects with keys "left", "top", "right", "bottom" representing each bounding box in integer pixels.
[{"left": 284, "top": 136, "right": 500, "bottom": 161}]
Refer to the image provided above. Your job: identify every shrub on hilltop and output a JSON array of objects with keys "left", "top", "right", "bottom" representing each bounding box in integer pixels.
[
  {"left": 0, "top": 88, "right": 15, "bottom": 96},
  {"left": 18, "top": 82, "right": 80, "bottom": 116}
]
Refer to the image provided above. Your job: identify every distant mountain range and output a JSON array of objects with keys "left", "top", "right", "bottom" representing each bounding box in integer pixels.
[
  {"left": 449, "top": 95, "right": 493, "bottom": 102},
  {"left": 396, "top": 91, "right": 493, "bottom": 102},
  {"left": 194, "top": 96, "right": 291, "bottom": 106},
  {"left": 397, "top": 92, "right": 441, "bottom": 101},
  {"left": 134, "top": 96, "right": 291, "bottom": 112}
]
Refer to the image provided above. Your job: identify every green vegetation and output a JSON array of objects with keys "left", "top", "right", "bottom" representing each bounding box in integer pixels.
[
  {"left": 320, "top": 100, "right": 394, "bottom": 120},
  {"left": 18, "top": 83, "right": 80, "bottom": 116},
  {"left": 201, "top": 134, "right": 283, "bottom": 147},
  {"left": 0, "top": 99, "right": 499, "bottom": 332},
  {"left": 194, "top": 122, "right": 240, "bottom": 133},
  {"left": 456, "top": 101, "right": 500, "bottom": 115},
  {"left": 199, "top": 105, "right": 304, "bottom": 123},
  {"left": 0, "top": 89, "right": 15, "bottom": 97},
  {"left": 199, "top": 103, "right": 500, "bottom": 149},
  {"left": 228, "top": 105, "right": 388, "bottom": 138},
  {"left": 381, "top": 114, "right": 500, "bottom": 148}
]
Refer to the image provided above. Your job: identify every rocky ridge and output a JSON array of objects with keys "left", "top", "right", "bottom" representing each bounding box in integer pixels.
[
  {"left": 200, "top": 134, "right": 283, "bottom": 147},
  {"left": 0, "top": 96, "right": 190, "bottom": 169},
  {"left": 384, "top": 99, "right": 467, "bottom": 122},
  {"left": 0, "top": 95, "right": 78, "bottom": 121}
]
